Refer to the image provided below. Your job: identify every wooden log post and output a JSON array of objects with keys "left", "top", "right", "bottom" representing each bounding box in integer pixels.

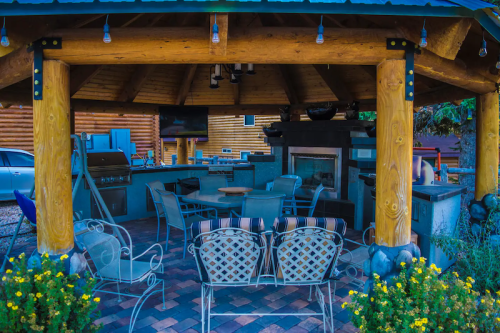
[
  {"left": 189, "top": 139, "right": 196, "bottom": 164},
  {"left": 33, "top": 60, "right": 74, "bottom": 255},
  {"left": 375, "top": 59, "right": 413, "bottom": 247},
  {"left": 176, "top": 138, "right": 189, "bottom": 165},
  {"left": 475, "top": 92, "right": 499, "bottom": 200}
]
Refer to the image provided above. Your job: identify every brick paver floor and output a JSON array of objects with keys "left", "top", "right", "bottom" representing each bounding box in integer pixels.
[{"left": 6, "top": 217, "right": 362, "bottom": 333}]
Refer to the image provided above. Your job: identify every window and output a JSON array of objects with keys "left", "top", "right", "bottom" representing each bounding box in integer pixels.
[
  {"left": 221, "top": 148, "right": 232, "bottom": 154},
  {"left": 243, "top": 115, "right": 255, "bottom": 126},
  {"left": 5, "top": 152, "right": 34, "bottom": 167},
  {"left": 240, "top": 151, "right": 251, "bottom": 160}
]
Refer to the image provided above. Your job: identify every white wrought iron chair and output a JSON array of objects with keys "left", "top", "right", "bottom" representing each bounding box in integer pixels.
[
  {"left": 189, "top": 227, "right": 268, "bottom": 333},
  {"left": 156, "top": 189, "right": 217, "bottom": 258},
  {"left": 80, "top": 219, "right": 166, "bottom": 333}
]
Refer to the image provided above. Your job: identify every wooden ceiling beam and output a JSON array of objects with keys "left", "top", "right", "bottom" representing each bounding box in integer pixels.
[
  {"left": 69, "top": 14, "right": 105, "bottom": 29},
  {"left": 276, "top": 65, "right": 299, "bottom": 105},
  {"left": 117, "top": 64, "right": 157, "bottom": 102},
  {"left": 176, "top": 64, "right": 198, "bottom": 105},
  {"left": 413, "top": 85, "right": 476, "bottom": 108},
  {"left": 69, "top": 65, "right": 104, "bottom": 97},
  {"left": 313, "top": 64, "right": 353, "bottom": 102},
  {"left": 209, "top": 13, "right": 228, "bottom": 56}
]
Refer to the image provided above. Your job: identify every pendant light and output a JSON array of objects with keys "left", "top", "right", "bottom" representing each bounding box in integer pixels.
[
  {"left": 419, "top": 19, "right": 427, "bottom": 48},
  {"left": 1, "top": 17, "right": 9, "bottom": 47},
  {"left": 103, "top": 15, "right": 112, "bottom": 43},
  {"left": 212, "top": 14, "right": 220, "bottom": 44},
  {"left": 479, "top": 29, "right": 487, "bottom": 57},
  {"left": 316, "top": 15, "right": 324, "bottom": 45}
]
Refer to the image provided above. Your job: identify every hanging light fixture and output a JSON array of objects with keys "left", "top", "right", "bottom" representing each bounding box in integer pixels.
[
  {"left": 1, "top": 17, "right": 9, "bottom": 47},
  {"left": 246, "top": 64, "right": 256, "bottom": 75},
  {"left": 209, "top": 72, "right": 219, "bottom": 89},
  {"left": 103, "top": 15, "right": 112, "bottom": 43},
  {"left": 214, "top": 64, "right": 224, "bottom": 81},
  {"left": 316, "top": 15, "right": 324, "bottom": 45},
  {"left": 419, "top": 19, "right": 427, "bottom": 48},
  {"left": 230, "top": 74, "right": 239, "bottom": 84},
  {"left": 212, "top": 13, "right": 220, "bottom": 44},
  {"left": 233, "top": 64, "right": 243, "bottom": 76},
  {"left": 479, "top": 29, "right": 487, "bottom": 57}
]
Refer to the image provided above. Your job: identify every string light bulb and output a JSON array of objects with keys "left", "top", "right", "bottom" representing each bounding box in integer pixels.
[
  {"left": 316, "top": 15, "right": 324, "bottom": 45},
  {"left": 419, "top": 19, "right": 427, "bottom": 48},
  {"left": 246, "top": 64, "right": 256, "bottom": 75},
  {"left": 103, "top": 15, "right": 111, "bottom": 44},
  {"left": 212, "top": 14, "right": 220, "bottom": 44},
  {"left": 1, "top": 17, "right": 9, "bottom": 48},
  {"left": 479, "top": 30, "right": 487, "bottom": 57}
]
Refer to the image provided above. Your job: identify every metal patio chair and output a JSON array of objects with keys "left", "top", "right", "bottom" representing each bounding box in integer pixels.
[
  {"left": 230, "top": 194, "right": 285, "bottom": 230},
  {"left": 271, "top": 176, "right": 298, "bottom": 214},
  {"left": 199, "top": 175, "right": 228, "bottom": 191},
  {"left": 80, "top": 219, "right": 166, "bottom": 333},
  {"left": 146, "top": 180, "right": 167, "bottom": 243},
  {"left": 283, "top": 183, "right": 325, "bottom": 217},
  {"left": 156, "top": 189, "right": 217, "bottom": 258}
]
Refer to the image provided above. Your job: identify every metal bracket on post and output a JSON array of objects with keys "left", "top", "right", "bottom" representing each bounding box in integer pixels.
[
  {"left": 386, "top": 38, "right": 421, "bottom": 101},
  {"left": 27, "top": 37, "right": 62, "bottom": 100}
]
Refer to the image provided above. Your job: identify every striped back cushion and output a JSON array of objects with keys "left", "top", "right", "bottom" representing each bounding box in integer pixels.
[
  {"left": 271, "top": 217, "right": 346, "bottom": 280},
  {"left": 191, "top": 218, "right": 265, "bottom": 282}
]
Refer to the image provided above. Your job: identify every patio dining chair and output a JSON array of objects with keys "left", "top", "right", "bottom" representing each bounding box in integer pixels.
[
  {"left": 283, "top": 183, "right": 325, "bottom": 217},
  {"left": 199, "top": 175, "right": 228, "bottom": 191},
  {"left": 80, "top": 219, "right": 166, "bottom": 333},
  {"left": 156, "top": 189, "right": 218, "bottom": 258},
  {"left": 146, "top": 181, "right": 167, "bottom": 243},
  {"left": 230, "top": 194, "right": 285, "bottom": 230}
]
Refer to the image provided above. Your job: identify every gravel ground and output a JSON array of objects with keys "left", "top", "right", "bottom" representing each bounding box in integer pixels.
[{"left": 0, "top": 201, "right": 36, "bottom": 255}]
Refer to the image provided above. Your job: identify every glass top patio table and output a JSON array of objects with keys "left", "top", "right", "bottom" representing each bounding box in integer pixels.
[{"left": 182, "top": 190, "right": 285, "bottom": 210}]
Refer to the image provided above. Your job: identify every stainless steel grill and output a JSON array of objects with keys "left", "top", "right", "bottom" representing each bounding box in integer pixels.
[{"left": 85, "top": 151, "right": 132, "bottom": 188}]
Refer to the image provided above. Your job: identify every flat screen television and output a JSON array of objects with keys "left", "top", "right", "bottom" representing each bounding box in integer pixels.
[{"left": 159, "top": 106, "right": 209, "bottom": 138}]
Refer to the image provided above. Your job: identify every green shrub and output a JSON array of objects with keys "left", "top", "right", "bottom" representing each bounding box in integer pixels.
[
  {"left": 0, "top": 253, "right": 102, "bottom": 333},
  {"left": 344, "top": 258, "right": 500, "bottom": 333},
  {"left": 432, "top": 212, "right": 500, "bottom": 293}
]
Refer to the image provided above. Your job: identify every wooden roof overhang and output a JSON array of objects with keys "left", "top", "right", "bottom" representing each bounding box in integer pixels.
[{"left": 0, "top": 6, "right": 499, "bottom": 115}]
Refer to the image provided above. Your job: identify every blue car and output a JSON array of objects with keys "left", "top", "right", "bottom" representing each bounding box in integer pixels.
[{"left": 0, "top": 148, "right": 35, "bottom": 201}]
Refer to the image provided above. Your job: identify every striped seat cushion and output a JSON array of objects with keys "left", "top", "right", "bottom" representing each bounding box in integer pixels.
[
  {"left": 190, "top": 218, "right": 265, "bottom": 283},
  {"left": 271, "top": 217, "right": 346, "bottom": 280}
]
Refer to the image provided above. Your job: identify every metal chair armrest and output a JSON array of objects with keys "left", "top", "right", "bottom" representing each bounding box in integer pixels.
[
  {"left": 132, "top": 243, "right": 164, "bottom": 271},
  {"left": 230, "top": 210, "right": 241, "bottom": 218}
]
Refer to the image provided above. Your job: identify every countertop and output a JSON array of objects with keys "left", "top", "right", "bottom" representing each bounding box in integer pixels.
[{"left": 361, "top": 174, "right": 466, "bottom": 202}]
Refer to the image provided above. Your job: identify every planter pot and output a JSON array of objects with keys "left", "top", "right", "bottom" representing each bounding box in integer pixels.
[
  {"left": 306, "top": 106, "right": 337, "bottom": 121},
  {"left": 280, "top": 106, "right": 291, "bottom": 122},
  {"left": 263, "top": 128, "right": 282, "bottom": 137}
]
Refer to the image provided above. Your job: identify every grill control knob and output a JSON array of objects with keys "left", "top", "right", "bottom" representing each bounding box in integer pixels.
[
  {"left": 119, "top": 176, "right": 124, "bottom": 182},
  {"left": 105, "top": 177, "right": 111, "bottom": 183},
  {"left": 101, "top": 177, "right": 105, "bottom": 183},
  {"left": 110, "top": 177, "right": 115, "bottom": 182}
]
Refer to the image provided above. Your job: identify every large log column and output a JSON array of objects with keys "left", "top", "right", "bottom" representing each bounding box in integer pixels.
[
  {"left": 176, "top": 138, "right": 189, "bottom": 165},
  {"left": 475, "top": 92, "right": 499, "bottom": 201},
  {"left": 363, "top": 59, "right": 420, "bottom": 291},
  {"left": 33, "top": 60, "right": 74, "bottom": 255}
]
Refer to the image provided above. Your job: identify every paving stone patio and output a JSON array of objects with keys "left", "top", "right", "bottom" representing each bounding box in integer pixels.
[{"left": 5, "top": 216, "right": 363, "bottom": 333}]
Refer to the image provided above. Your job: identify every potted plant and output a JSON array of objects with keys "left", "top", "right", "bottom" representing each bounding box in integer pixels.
[
  {"left": 262, "top": 124, "right": 282, "bottom": 138},
  {"left": 306, "top": 103, "right": 337, "bottom": 121},
  {"left": 344, "top": 258, "right": 500, "bottom": 333},
  {"left": 0, "top": 253, "right": 102, "bottom": 332}
]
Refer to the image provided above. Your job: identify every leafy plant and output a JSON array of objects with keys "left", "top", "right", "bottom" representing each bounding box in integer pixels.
[
  {"left": 432, "top": 212, "right": 500, "bottom": 293},
  {"left": 345, "top": 258, "right": 500, "bottom": 333},
  {"left": 0, "top": 253, "right": 102, "bottom": 333}
]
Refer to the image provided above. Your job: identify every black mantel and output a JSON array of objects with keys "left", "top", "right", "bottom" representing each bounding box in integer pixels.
[{"left": 268, "top": 120, "right": 375, "bottom": 201}]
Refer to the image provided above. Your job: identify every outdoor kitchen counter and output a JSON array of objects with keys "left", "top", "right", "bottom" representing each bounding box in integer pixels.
[
  {"left": 360, "top": 174, "right": 466, "bottom": 202},
  {"left": 129, "top": 164, "right": 254, "bottom": 173}
]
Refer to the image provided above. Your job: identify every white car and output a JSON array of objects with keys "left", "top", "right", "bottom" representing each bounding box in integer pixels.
[{"left": 0, "top": 148, "right": 35, "bottom": 201}]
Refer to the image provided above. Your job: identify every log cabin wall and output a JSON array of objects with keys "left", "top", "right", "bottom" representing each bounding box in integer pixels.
[{"left": 0, "top": 106, "right": 158, "bottom": 160}]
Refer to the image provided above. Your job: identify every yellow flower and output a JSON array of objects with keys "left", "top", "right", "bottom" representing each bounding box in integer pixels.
[
  {"left": 43, "top": 253, "right": 49, "bottom": 258},
  {"left": 7, "top": 303, "right": 12, "bottom": 308},
  {"left": 400, "top": 262, "right": 406, "bottom": 267},
  {"left": 412, "top": 257, "right": 417, "bottom": 262},
  {"left": 396, "top": 283, "right": 402, "bottom": 289},
  {"left": 60, "top": 254, "right": 69, "bottom": 261},
  {"left": 18, "top": 278, "right": 24, "bottom": 283},
  {"left": 9, "top": 258, "right": 14, "bottom": 262},
  {"left": 6, "top": 269, "right": 12, "bottom": 274},
  {"left": 382, "top": 286, "right": 388, "bottom": 293},
  {"left": 467, "top": 277, "right": 475, "bottom": 284},
  {"left": 36, "top": 293, "right": 42, "bottom": 298},
  {"left": 421, "top": 327, "right": 425, "bottom": 332},
  {"left": 82, "top": 294, "right": 90, "bottom": 300},
  {"left": 36, "top": 276, "right": 41, "bottom": 281},
  {"left": 496, "top": 318, "right": 500, "bottom": 322},
  {"left": 360, "top": 326, "right": 363, "bottom": 329},
  {"left": 67, "top": 284, "right": 74, "bottom": 288},
  {"left": 55, "top": 311, "right": 60, "bottom": 316},
  {"left": 453, "top": 272, "right": 459, "bottom": 278},
  {"left": 481, "top": 299, "right": 485, "bottom": 303},
  {"left": 18, "top": 253, "right": 24, "bottom": 259},
  {"left": 12, "top": 306, "right": 18, "bottom": 310},
  {"left": 419, "top": 257, "right": 426, "bottom": 263},
  {"left": 422, "top": 318, "right": 428, "bottom": 324},
  {"left": 94, "top": 297, "right": 100, "bottom": 303},
  {"left": 371, "top": 298, "right": 374, "bottom": 302},
  {"left": 341, "top": 302, "right": 347, "bottom": 309},
  {"left": 56, "top": 272, "right": 64, "bottom": 278},
  {"left": 349, "top": 290, "right": 354, "bottom": 295},
  {"left": 2, "top": 277, "right": 5, "bottom": 281},
  {"left": 33, "top": 298, "right": 37, "bottom": 302},
  {"left": 418, "top": 269, "right": 422, "bottom": 274},
  {"left": 486, "top": 290, "right": 490, "bottom": 294},
  {"left": 16, "top": 291, "right": 22, "bottom": 297},
  {"left": 354, "top": 310, "right": 359, "bottom": 315}
]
